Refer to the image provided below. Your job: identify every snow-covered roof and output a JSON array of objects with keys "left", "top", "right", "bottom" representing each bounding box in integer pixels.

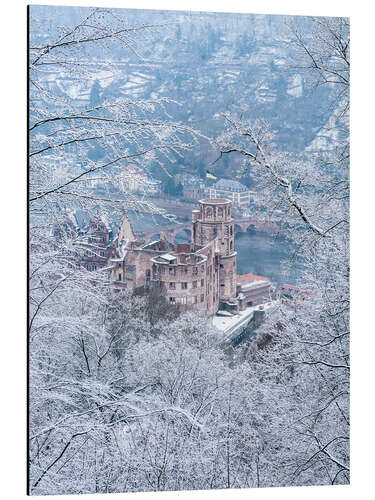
[
  {"left": 127, "top": 212, "right": 171, "bottom": 233},
  {"left": 212, "top": 301, "right": 277, "bottom": 335},
  {"left": 142, "top": 240, "right": 161, "bottom": 249},
  {"left": 159, "top": 253, "right": 177, "bottom": 262}
]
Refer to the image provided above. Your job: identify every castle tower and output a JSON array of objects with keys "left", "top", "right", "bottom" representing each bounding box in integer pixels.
[{"left": 192, "top": 199, "right": 237, "bottom": 301}]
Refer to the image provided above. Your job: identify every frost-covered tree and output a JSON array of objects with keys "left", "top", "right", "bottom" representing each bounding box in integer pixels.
[
  {"left": 29, "top": 290, "right": 267, "bottom": 494},
  {"left": 28, "top": 8, "right": 350, "bottom": 494},
  {"left": 213, "top": 16, "right": 350, "bottom": 486},
  {"left": 28, "top": 7, "right": 199, "bottom": 494},
  {"left": 28, "top": 6, "right": 198, "bottom": 356}
]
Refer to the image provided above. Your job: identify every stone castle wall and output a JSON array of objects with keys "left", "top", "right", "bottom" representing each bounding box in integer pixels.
[
  {"left": 192, "top": 199, "right": 237, "bottom": 302},
  {"left": 110, "top": 198, "right": 239, "bottom": 316}
]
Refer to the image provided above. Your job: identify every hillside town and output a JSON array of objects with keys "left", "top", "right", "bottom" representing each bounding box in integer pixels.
[{"left": 117, "top": 164, "right": 259, "bottom": 216}]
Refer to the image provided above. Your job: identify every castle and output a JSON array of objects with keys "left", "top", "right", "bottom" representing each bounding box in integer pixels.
[{"left": 108, "top": 198, "right": 272, "bottom": 316}]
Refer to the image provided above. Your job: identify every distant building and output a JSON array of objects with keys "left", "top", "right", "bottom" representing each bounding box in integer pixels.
[
  {"left": 54, "top": 212, "right": 114, "bottom": 272},
  {"left": 183, "top": 183, "right": 206, "bottom": 200},
  {"left": 120, "top": 164, "right": 161, "bottom": 195},
  {"left": 236, "top": 273, "right": 273, "bottom": 309},
  {"left": 77, "top": 219, "right": 114, "bottom": 272},
  {"left": 178, "top": 174, "right": 206, "bottom": 200},
  {"left": 279, "top": 283, "right": 311, "bottom": 304},
  {"left": 206, "top": 179, "right": 257, "bottom": 209}
]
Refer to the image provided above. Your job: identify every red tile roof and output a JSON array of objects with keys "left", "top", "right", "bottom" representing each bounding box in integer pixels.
[{"left": 237, "top": 273, "right": 269, "bottom": 284}]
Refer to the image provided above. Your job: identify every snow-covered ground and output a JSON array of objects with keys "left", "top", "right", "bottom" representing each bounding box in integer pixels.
[{"left": 212, "top": 301, "right": 278, "bottom": 338}]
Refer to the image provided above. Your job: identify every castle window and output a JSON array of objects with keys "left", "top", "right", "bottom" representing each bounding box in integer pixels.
[
  {"left": 206, "top": 207, "right": 213, "bottom": 218},
  {"left": 181, "top": 282, "right": 187, "bottom": 289},
  {"left": 201, "top": 279, "right": 204, "bottom": 287},
  {"left": 169, "top": 282, "right": 175, "bottom": 289},
  {"left": 169, "top": 297, "right": 176, "bottom": 304},
  {"left": 193, "top": 281, "right": 197, "bottom": 288},
  {"left": 218, "top": 207, "right": 223, "bottom": 217},
  {"left": 180, "top": 297, "right": 187, "bottom": 305},
  {"left": 118, "top": 273, "right": 122, "bottom": 281}
]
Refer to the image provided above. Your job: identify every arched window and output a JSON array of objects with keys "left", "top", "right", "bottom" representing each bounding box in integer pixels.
[
  {"left": 206, "top": 207, "right": 213, "bottom": 218},
  {"left": 218, "top": 207, "right": 223, "bottom": 217}
]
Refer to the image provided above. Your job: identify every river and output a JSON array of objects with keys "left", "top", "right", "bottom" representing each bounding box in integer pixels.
[{"left": 235, "top": 230, "right": 304, "bottom": 286}]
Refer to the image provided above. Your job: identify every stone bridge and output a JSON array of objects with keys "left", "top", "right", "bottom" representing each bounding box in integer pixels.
[{"left": 135, "top": 218, "right": 278, "bottom": 245}]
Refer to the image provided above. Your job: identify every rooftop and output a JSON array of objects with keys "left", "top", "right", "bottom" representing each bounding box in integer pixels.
[
  {"left": 127, "top": 211, "right": 172, "bottom": 233},
  {"left": 237, "top": 273, "right": 270, "bottom": 284},
  {"left": 151, "top": 252, "right": 206, "bottom": 266},
  {"left": 212, "top": 301, "right": 277, "bottom": 337},
  {"left": 159, "top": 253, "right": 177, "bottom": 263}
]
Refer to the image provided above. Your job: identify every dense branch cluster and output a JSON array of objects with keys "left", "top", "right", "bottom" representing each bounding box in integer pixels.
[
  {"left": 29, "top": 290, "right": 279, "bottom": 494},
  {"left": 214, "top": 16, "right": 349, "bottom": 485}
]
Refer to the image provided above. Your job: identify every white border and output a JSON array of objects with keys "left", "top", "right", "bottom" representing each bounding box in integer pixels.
[{"left": 1, "top": 1, "right": 373, "bottom": 499}]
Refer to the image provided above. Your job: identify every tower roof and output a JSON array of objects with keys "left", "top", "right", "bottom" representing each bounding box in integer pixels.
[{"left": 198, "top": 198, "right": 231, "bottom": 205}]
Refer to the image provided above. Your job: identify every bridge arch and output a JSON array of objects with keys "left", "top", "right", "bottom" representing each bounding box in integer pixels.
[{"left": 246, "top": 223, "right": 256, "bottom": 233}]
